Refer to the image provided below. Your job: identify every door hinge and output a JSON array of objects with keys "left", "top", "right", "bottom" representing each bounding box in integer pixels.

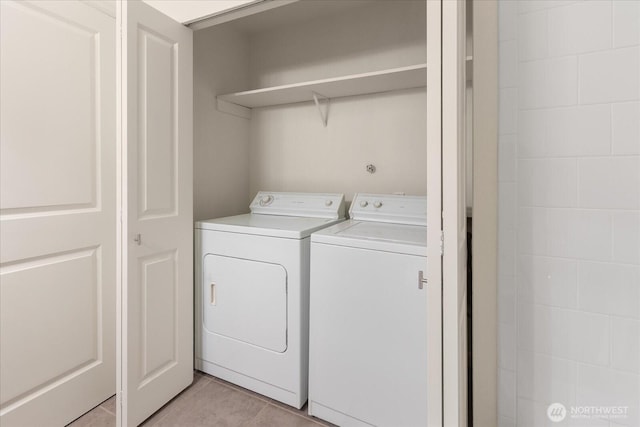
[{"left": 439, "top": 230, "right": 444, "bottom": 255}]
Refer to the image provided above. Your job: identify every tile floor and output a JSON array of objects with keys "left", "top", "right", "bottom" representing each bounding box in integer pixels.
[{"left": 68, "top": 371, "right": 334, "bottom": 427}]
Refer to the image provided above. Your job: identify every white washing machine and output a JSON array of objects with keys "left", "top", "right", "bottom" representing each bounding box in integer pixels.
[
  {"left": 195, "top": 191, "right": 345, "bottom": 409},
  {"left": 308, "top": 193, "right": 428, "bottom": 427}
]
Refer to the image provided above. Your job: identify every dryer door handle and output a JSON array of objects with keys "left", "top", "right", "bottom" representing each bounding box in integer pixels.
[
  {"left": 418, "top": 271, "right": 427, "bottom": 290},
  {"left": 210, "top": 283, "right": 217, "bottom": 305}
]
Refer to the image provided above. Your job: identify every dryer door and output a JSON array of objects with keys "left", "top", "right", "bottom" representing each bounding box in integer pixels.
[{"left": 203, "top": 254, "right": 288, "bottom": 353}]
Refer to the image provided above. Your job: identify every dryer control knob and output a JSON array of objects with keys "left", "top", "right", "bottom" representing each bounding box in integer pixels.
[
  {"left": 260, "top": 195, "right": 274, "bottom": 206},
  {"left": 373, "top": 201, "right": 383, "bottom": 208},
  {"left": 359, "top": 200, "right": 369, "bottom": 208},
  {"left": 325, "top": 200, "right": 333, "bottom": 207}
]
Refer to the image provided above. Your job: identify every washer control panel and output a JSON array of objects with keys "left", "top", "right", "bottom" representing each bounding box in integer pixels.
[
  {"left": 349, "top": 193, "right": 427, "bottom": 225},
  {"left": 250, "top": 191, "right": 345, "bottom": 219}
]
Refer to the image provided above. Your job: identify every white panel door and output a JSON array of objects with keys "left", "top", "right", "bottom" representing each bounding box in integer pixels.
[
  {"left": 118, "top": 1, "right": 193, "bottom": 425},
  {"left": 442, "top": 0, "right": 468, "bottom": 426},
  {"left": 0, "top": 1, "right": 116, "bottom": 425},
  {"left": 426, "top": 1, "right": 443, "bottom": 426}
]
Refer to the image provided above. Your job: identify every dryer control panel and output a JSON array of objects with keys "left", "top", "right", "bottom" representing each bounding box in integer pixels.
[
  {"left": 250, "top": 191, "right": 345, "bottom": 219},
  {"left": 349, "top": 193, "right": 427, "bottom": 225}
]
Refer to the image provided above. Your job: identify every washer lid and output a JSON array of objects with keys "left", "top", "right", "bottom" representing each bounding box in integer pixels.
[
  {"left": 312, "top": 220, "right": 427, "bottom": 256},
  {"left": 349, "top": 193, "right": 426, "bottom": 226},
  {"left": 196, "top": 214, "right": 344, "bottom": 239},
  {"left": 250, "top": 191, "right": 345, "bottom": 219}
]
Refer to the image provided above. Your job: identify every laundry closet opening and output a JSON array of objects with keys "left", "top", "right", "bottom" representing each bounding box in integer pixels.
[{"left": 192, "top": 0, "right": 428, "bottom": 221}]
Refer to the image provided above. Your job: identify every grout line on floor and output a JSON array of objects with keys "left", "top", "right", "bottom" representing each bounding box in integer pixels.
[
  {"left": 202, "top": 372, "right": 334, "bottom": 427},
  {"left": 263, "top": 401, "right": 332, "bottom": 427},
  {"left": 100, "top": 402, "right": 116, "bottom": 417}
]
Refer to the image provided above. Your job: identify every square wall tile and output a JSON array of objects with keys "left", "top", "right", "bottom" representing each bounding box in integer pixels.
[
  {"left": 518, "top": 158, "right": 578, "bottom": 208},
  {"left": 612, "top": 102, "right": 640, "bottom": 155},
  {"left": 613, "top": 212, "right": 640, "bottom": 265},
  {"left": 547, "top": 209, "right": 612, "bottom": 261},
  {"left": 579, "top": 47, "right": 640, "bottom": 104},
  {"left": 517, "top": 303, "right": 610, "bottom": 366},
  {"left": 546, "top": 105, "right": 611, "bottom": 157},
  {"left": 579, "top": 157, "right": 640, "bottom": 210},
  {"left": 614, "top": 0, "right": 640, "bottom": 48},
  {"left": 518, "top": 255, "right": 578, "bottom": 309},
  {"left": 548, "top": 1, "right": 612, "bottom": 57},
  {"left": 517, "top": 351, "right": 577, "bottom": 405},
  {"left": 577, "top": 364, "right": 640, "bottom": 427},
  {"left": 612, "top": 317, "right": 640, "bottom": 374},
  {"left": 546, "top": 56, "right": 579, "bottom": 108},
  {"left": 579, "top": 262, "right": 640, "bottom": 319},
  {"left": 520, "top": 57, "right": 578, "bottom": 109}
]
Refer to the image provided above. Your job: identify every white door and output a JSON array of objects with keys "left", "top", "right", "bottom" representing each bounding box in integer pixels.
[
  {"left": 117, "top": 1, "right": 193, "bottom": 425},
  {"left": 426, "top": 1, "right": 443, "bottom": 426},
  {"left": 427, "top": 0, "right": 468, "bottom": 426},
  {"left": 442, "top": 0, "right": 469, "bottom": 425},
  {"left": 0, "top": 1, "right": 116, "bottom": 425}
]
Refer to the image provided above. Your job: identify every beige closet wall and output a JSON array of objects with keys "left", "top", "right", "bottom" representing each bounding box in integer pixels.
[
  {"left": 194, "top": 1, "right": 429, "bottom": 219},
  {"left": 193, "top": 25, "right": 251, "bottom": 221},
  {"left": 247, "top": 1, "right": 427, "bottom": 202}
]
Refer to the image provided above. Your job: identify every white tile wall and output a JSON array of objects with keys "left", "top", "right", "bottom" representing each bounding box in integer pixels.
[
  {"left": 546, "top": 105, "right": 611, "bottom": 157},
  {"left": 499, "top": 1, "right": 640, "bottom": 425},
  {"left": 613, "top": 0, "right": 640, "bottom": 48},
  {"left": 579, "top": 157, "right": 640, "bottom": 210},
  {"left": 518, "top": 158, "right": 578, "bottom": 207},
  {"left": 517, "top": 303, "right": 610, "bottom": 366},
  {"left": 500, "top": 40, "right": 519, "bottom": 89},
  {"left": 499, "top": 368, "right": 517, "bottom": 419},
  {"left": 517, "top": 351, "right": 577, "bottom": 405},
  {"left": 546, "top": 209, "right": 612, "bottom": 261},
  {"left": 612, "top": 212, "right": 640, "bottom": 264},
  {"left": 518, "top": 109, "right": 546, "bottom": 158},
  {"left": 579, "top": 47, "right": 640, "bottom": 104},
  {"left": 499, "top": 135, "right": 517, "bottom": 181},
  {"left": 578, "top": 262, "right": 640, "bottom": 318},
  {"left": 519, "top": 57, "right": 578, "bottom": 109},
  {"left": 499, "top": 321, "right": 517, "bottom": 371},
  {"left": 518, "top": 207, "right": 547, "bottom": 255},
  {"left": 577, "top": 364, "right": 640, "bottom": 426},
  {"left": 547, "top": 1, "right": 612, "bottom": 57},
  {"left": 500, "top": 88, "right": 519, "bottom": 134},
  {"left": 612, "top": 102, "right": 640, "bottom": 155},
  {"left": 518, "top": 11, "right": 548, "bottom": 61},
  {"left": 517, "top": 255, "right": 578, "bottom": 308},
  {"left": 612, "top": 317, "right": 640, "bottom": 373}
]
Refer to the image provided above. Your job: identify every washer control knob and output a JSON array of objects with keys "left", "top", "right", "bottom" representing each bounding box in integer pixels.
[
  {"left": 360, "top": 200, "right": 369, "bottom": 208},
  {"left": 325, "top": 200, "right": 333, "bottom": 207},
  {"left": 373, "top": 201, "right": 383, "bottom": 208},
  {"left": 259, "top": 195, "right": 274, "bottom": 206}
]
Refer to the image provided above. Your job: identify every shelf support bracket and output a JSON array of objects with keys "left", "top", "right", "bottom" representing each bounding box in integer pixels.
[{"left": 312, "top": 91, "right": 329, "bottom": 127}]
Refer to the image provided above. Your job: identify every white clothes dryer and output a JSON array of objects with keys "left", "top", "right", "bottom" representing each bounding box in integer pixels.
[
  {"left": 195, "top": 192, "right": 345, "bottom": 409},
  {"left": 308, "top": 193, "right": 428, "bottom": 427}
]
